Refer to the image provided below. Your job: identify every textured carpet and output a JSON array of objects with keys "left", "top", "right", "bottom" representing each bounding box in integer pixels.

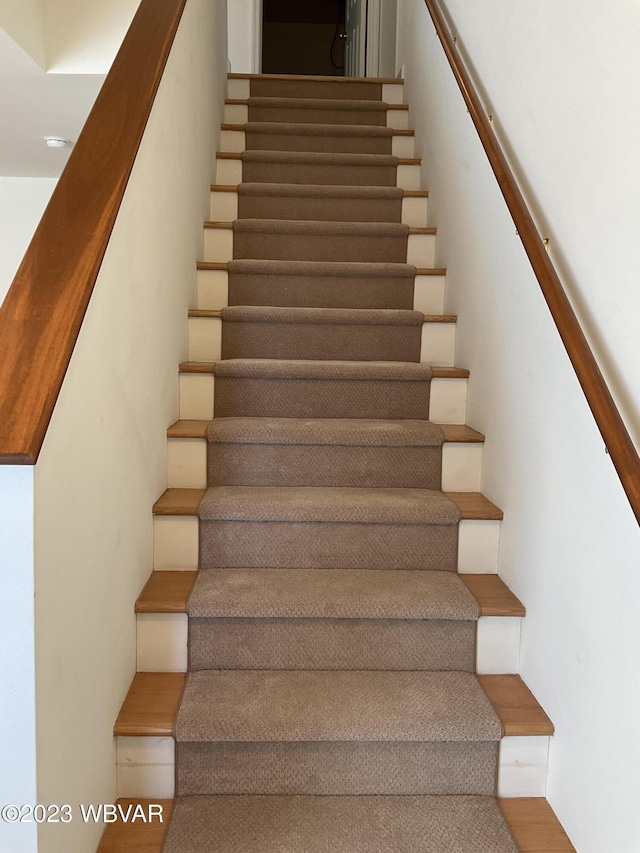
[
  {"left": 165, "top": 71, "right": 518, "bottom": 852},
  {"left": 163, "top": 796, "right": 518, "bottom": 853},
  {"left": 206, "top": 417, "right": 443, "bottom": 487},
  {"left": 240, "top": 150, "right": 399, "bottom": 186},
  {"left": 213, "top": 359, "right": 433, "bottom": 419},
  {"left": 197, "top": 485, "right": 460, "bottom": 571},
  {"left": 244, "top": 121, "right": 394, "bottom": 155},
  {"left": 232, "top": 219, "right": 409, "bottom": 263},
  {"left": 227, "top": 259, "right": 417, "bottom": 309},
  {"left": 187, "top": 569, "right": 478, "bottom": 671},
  {"left": 237, "top": 181, "right": 404, "bottom": 222},
  {"left": 220, "top": 305, "right": 422, "bottom": 362},
  {"left": 249, "top": 77, "right": 385, "bottom": 101},
  {"left": 247, "top": 96, "right": 389, "bottom": 126}
]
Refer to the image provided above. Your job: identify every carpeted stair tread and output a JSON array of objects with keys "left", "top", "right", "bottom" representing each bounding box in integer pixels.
[
  {"left": 241, "top": 150, "right": 398, "bottom": 167},
  {"left": 227, "top": 259, "right": 417, "bottom": 309},
  {"left": 237, "top": 182, "right": 404, "bottom": 200},
  {"left": 228, "top": 258, "right": 415, "bottom": 277},
  {"left": 214, "top": 358, "right": 431, "bottom": 381},
  {"left": 232, "top": 219, "right": 409, "bottom": 263},
  {"left": 245, "top": 121, "right": 394, "bottom": 139},
  {"left": 243, "top": 121, "right": 395, "bottom": 155},
  {"left": 221, "top": 305, "right": 422, "bottom": 326},
  {"left": 213, "top": 359, "right": 432, "bottom": 421},
  {"left": 248, "top": 96, "right": 388, "bottom": 113},
  {"left": 175, "top": 670, "right": 502, "bottom": 743},
  {"left": 249, "top": 75, "right": 387, "bottom": 99},
  {"left": 197, "top": 486, "right": 460, "bottom": 525},
  {"left": 205, "top": 417, "right": 443, "bottom": 488},
  {"left": 187, "top": 568, "right": 479, "bottom": 620},
  {"left": 239, "top": 150, "right": 399, "bottom": 187},
  {"left": 205, "top": 416, "right": 443, "bottom": 447},
  {"left": 247, "top": 97, "right": 390, "bottom": 127},
  {"left": 220, "top": 306, "right": 423, "bottom": 360},
  {"left": 233, "top": 219, "right": 408, "bottom": 237},
  {"left": 162, "top": 795, "right": 518, "bottom": 853}
]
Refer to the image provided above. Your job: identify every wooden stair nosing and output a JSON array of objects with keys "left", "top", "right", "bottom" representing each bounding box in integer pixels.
[
  {"left": 96, "top": 796, "right": 575, "bottom": 853},
  {"left": 203, "top": 220, "right": 435, "bottom": 236},
  {"left": 188, "top": 308, "right": 456, "bottom": 323},
  {"left": 210, "top": 183, "right": 429, "bottom": 199},
  {"left": 178, "top": 361, "right": 470, "bottom": 378},
  {"left": 216, "top": 151, "right": 419, "bottom": 165},
  {"left": 220, "top": 122, "right": 416, "bottom": 137},
  {"left": 136, "top": 570, "right": 523, "bottom": 618},
  {"left": 114, "top": 672, "right": 551, "bottom": 739},
  {"left": 152, "top": 487, "right": 501, "bottom": 520},
  {"left": 228, "top": 72, "right": 406, "bottom": 85},
  {"left": 195, "top": 261, "right": 447, "bottom": 275},
  {"left": 224, "top": 99, "right": 409, "bottom": 110},
  {"left": 167, "top": 420, "right": 484, "bottom": 443}
]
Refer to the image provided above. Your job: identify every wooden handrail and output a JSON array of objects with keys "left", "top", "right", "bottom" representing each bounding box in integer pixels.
[
  {"left": 424, "top": 0, "right": 640, "bottom": 524},
  {"left": 0, "top": 0, "right": 188, "bottom": 465}
]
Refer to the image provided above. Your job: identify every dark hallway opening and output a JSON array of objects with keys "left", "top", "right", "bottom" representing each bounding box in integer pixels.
[{"left": 262, "top": 0, "right": 346, "bottom": 76}]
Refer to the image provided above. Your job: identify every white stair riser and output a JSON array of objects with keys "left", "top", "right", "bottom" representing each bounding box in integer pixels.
[
  {"left": 225, "top": 80, "right": 405, "bottom": 104},
  {"left": 382, "top": 83, "right": 404, "bottom": 104},
  {"left": 179, "top": 374, "right": 468, "bottom": 423},
  {"left": 401, "top": 196, "right": 427, "bottom": 227},
  {"left": 210, "top": 191, "right": 238, "bottom": 221},
  {"left": 204, "top": 227, "right": 233, "bottom": 262},
  {"left": 392, "top": 135, "right": 414, "bottom": 158},
  {"left": 224, "top": 103, "right": 249, "bottom": 123},
  {"left": 387, "top": 109, "right": 409, "bottom": 129},
  {"left": 137, "top": 614, "right": 189, "bottom": 672},
  {"left": 167, "top": 436, "right": 481, "bottom": 492},
  {"left": 420, "top": 322, "right": 455, "bottom": 367},
  {"left": 407, "top": 233, "right": 435, "bottom": 267},
  {"left": 116, "top": 731, "right": 546, "bottom": 799},
  {"left": 441, "top": 443, "right": 482, "bottom": 491},
  {"left": 187, "top": 316, "right": 453, "bottom": 364},
  {"left": 195, "top": 270, "right": 446, "bottom": 314},
  {"left": 219, "top": 129, "right": 415, "bottom": 159},
  {"left": 197, "top": 269, "right": 228, "bottom": 310},
  {"left": 497, "top": 736, "right": 550, "bottom": 798},
  {"left": 116, "top": 736, "right": 175, "bottom": 800},
  {"left": 153, "top": 514, "right": 498, "bottom": 574},
  {"left": 220, "top": 129, "right": 245, "bottom": 153},
  {"left": 188, "top": 317, "right": 222, "bottom": 362},
  {"left": 203, "top": 227, "right": 435, "bottom": 267},
  {"left": 227, "top": 78, "right": 250, "bottom": 99},
  {"left": 209, "top": 190, "right": 428, "bottom": 227},
  {"left": 414, "top": 274, "right": 445, "bottom": 314},
  {"left": 223, "top": 104, "right": 409, "bottom": 128},
  {"left": 136, "top": 613, "right": 519, "bottom": 675},
  {"left": 216, "top": 158, "right": 242, "bottom": 184}
]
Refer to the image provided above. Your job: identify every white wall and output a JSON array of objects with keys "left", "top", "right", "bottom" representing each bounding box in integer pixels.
[
  {"left": 396, "top": 2, "right": 640, "bottom": 851},
  {"left": 0, "top": 468, "right": 37, "bottom": 853},
  {"left": 228, "top": 0, "right": 260, "bottom": 73},
  {"left": 32, "top": 1, "right": 227, "bottom": 850},
  {"left": 0, "top": 178, "right": 57, "bottom": 306},
  {"left": 43, "top": 0, "right": 140, "bottom": 73},
  {"left": 0, "top": 0, "right": 46, "bottom": 67}
]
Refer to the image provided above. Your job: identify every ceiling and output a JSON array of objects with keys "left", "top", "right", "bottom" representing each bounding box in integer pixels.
[{"left": 0, "top": 27, "right": 104, "bottom": 178}]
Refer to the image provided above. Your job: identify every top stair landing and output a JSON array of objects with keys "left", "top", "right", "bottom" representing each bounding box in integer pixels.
[{"left": 228, "top": 72, "right": 405, "bottom": 104}]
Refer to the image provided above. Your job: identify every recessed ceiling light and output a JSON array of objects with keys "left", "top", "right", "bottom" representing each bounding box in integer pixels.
[{"left": 44, "top": 137, "right": 73, "bottom": 149}]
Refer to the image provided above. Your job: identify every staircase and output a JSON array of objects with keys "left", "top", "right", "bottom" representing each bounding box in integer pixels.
[{"left": 102, "top": 73, "right": 575, "bottom": 852}]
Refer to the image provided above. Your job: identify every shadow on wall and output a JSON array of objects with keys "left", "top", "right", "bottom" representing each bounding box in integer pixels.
[{"left": 262, "top": 0, "right": 346, "bottom": 75}]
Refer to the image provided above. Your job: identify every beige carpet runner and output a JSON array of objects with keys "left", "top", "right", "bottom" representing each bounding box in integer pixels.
[{"left": 163, "top": 75, "right": 518, "bottom": 852}]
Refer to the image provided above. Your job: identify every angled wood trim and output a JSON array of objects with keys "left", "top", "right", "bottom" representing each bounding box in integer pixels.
[
  {"left": 425, "top": 0, "right": 640, "bottom": 524},
  {"left": 0, "top": 0, "right": 188, "bottom": 465}
]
